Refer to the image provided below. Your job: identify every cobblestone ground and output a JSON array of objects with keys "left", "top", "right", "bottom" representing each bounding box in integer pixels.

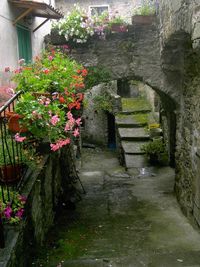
[{"left": 33, "top": 148, "right": 200, "bottom": 267}]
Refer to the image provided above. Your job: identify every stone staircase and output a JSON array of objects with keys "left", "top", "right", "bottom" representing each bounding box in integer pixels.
[{"left": 116, "top": 97, "right": 152, "bottom": 169}]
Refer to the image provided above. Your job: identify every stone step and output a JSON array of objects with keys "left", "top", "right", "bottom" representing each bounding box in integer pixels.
[
  {"left": 115, "top": 113, "right": 149, "bottom": 128},
  {"left": 118, "top": 109, "right": 151, "bottom": 115},
  {"left": 125, "top": 154, "right": 148, "bottom": 168},
  {"left": 118, "top": 128, "right": 150, "bottom": 141},
  {"left": 121, "top": 140, "right": 149, "bottom": 154},
  {"left": 121, "top": 97, "right": 152, "bottom": 114}
]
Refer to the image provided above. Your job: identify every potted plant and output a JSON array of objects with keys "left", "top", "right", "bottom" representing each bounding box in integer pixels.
[
  {"left": 0, "top": 138, "right": 26, "bottom": 183},
  {"left": 148, "top": 123, "right": 162, "bottom": 138},
  {"left": 132, "top": 4, "right": 156, "bottom": 25},
  {"left": 141, "top": 139, "right": 168, "bottom": 165},
  {"left": 108, "top": 15, "right": 128, "bottom": 33},
  {"left": 0, "top": 190, "right": 26, "bottom": 224},
  {"left": 5, "top": 111, "right": 28, "bottom": 133}
]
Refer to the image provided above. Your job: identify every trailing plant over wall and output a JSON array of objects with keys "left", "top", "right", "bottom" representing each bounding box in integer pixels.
[
  {"left": 85, "top": 66, "right": 111, "bottom": 90},
  {"left": 133, "top": 0, "right": 156, "bottom": 16},
  {"left": 52, "top": 5, "right": 94, "bottom": 44},
  {"left": 93, "top": 92, "right": 112, "bottom": 112}
]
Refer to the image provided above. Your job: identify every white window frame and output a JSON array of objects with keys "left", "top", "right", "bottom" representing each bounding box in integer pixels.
[{"left": 89, "top": 5, "right": 110, "bottom": 17}]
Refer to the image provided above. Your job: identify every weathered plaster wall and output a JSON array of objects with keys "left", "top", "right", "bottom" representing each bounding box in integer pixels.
[{"left": 0, "top": 0, "right": 54, "bottom": 70}]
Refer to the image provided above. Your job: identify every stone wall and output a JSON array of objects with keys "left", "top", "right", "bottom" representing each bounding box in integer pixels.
[
  {"left": 47, "top": 4, "right": 200, "bottom": 227},
  {"left": 0, "top": 146, "right": 79, "bottom": 267},
  {"left": 159, "top": 1, "right": 200, "bottom": 223},
  {"left": 83, "top": 81, "right": 121, "bottom": 146}
]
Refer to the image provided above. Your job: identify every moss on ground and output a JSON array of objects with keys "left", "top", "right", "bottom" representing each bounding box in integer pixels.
[
  {"left": 121, "top": 98, "right": 151, "bottom": 112},
  {"left": 116, "top": 113, "right": 149, "bottom": 124}
]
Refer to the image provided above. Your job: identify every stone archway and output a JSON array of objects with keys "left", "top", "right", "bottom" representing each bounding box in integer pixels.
[{"left": 46, "top": 22, "right": 200, "bottom": 223}]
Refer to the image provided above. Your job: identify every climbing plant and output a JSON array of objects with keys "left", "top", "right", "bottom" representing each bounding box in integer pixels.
[{"left": 85, "top": 66, "right": 111, "bottom": 90}]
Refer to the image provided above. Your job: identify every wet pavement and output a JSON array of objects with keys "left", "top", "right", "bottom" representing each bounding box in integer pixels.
[{"left": 34, "top": 148, "right": 200, "bottom": 267}]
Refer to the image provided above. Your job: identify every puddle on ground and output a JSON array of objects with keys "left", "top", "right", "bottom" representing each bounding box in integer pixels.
[{"left": 137, "top": 167, "right": 156, "bottom": 178}]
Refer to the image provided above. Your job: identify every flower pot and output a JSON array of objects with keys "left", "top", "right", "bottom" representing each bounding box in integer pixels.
[
  {"left": 111, "top": 24, "right": 128, "bottom": 32},
  {"left": 0, "top": 164, "right": 23, "bottom": 184},
  {"left": 5, "top": 112, "right": 28, "bottom": 133},
  {"left": 132, "top": 15, "right": 156, "bottom": 25},
  {"left": 149, "top": 128, "right": 162, "bottom": 138},
  {"left": 149, "top": 154, "right": 159, "bottom": 165}
]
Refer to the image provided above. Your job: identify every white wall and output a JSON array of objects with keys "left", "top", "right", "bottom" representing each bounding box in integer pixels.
[{"left": 0, "top": 0, "right": 55, "bottom": 70}]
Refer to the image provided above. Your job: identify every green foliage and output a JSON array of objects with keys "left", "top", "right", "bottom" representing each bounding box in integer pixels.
[
  {"left": 85, "top": 66, "right": 111, "bottom": 90},
  {"left": 0, "top": 190, "right": 26, "bottom": 224},
  {"left": 15, "top": 93, "right": 66, "bottom": 143},
  {"left": 108, "top": 15, "right": 127, "bottom": 26},
  {"left": 13, "top": 50, "right": 83, "bottom": 94},
  {"left": 141, "top": 139, "right": 165, "bottom": 156},
  {"left": 0, "top": 136, "right": 39, "bottom": 168},
  {"left": 93, "top": 92, "right": 112, "bottom": 112},
  {"left": 141, "top": 139, "right": 169, "bottom": 165},
  {"left": 92, "top": 11, "right": 109, "bottom": 26},
  {"left": 133, "top": 5, "right": 156, "bottom": 16}
]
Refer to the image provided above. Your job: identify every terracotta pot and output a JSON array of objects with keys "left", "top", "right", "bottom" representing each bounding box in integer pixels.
[
  {"left": 132, "top": 15, "right": 156, "bottom": 25},
  {"left": 111, "top": 24, "right": 128, "bottom": 32},
  {"left": 6, "top": 112, "right": 28, "bottom": 133},
  {"left": 0, "top": 164, "right": 23, "bottom": 184}
]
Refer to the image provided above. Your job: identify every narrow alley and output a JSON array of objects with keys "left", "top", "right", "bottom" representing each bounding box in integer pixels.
[{"left": 34, "top": 148, "right": 200, "bottom": 267}]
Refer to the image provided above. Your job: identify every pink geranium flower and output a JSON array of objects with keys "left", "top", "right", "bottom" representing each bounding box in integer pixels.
[
  {"left": 73, "top": 128, "right": 80, "bottom": 137},
  {"left": 50, "top": 138, "right": 71, "bottom": 152},
  {"left": 4, "top": 206, "right": 12, "bottom": 219},
  {"left": 50, "top": 115, "right": 60, "bottom": 126},
  {"left": 14, "top": 133, "right": 26, "bottom": 142},
  {"left": 76, "top": 118, "right": 82, "bottom": 126},
  {"left": 16, "top": 208, "right": 24, "bottom": 219}
]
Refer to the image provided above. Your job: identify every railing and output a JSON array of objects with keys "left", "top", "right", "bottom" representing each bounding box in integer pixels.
[{"left": 0, "top": 91, "right": 25, "bottom": 248}]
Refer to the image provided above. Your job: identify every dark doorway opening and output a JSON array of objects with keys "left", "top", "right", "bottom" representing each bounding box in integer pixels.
[
  {"left": 117, "top": 79, "right": 130, "bottom": 97},
  {"left": 107, "top": 112, "right": 116, "bottom": 149}
]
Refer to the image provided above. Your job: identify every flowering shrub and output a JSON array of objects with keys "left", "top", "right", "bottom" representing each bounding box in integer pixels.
[
  {"left": 0, "top": 192, "right": 26, "bottom": 224},
  {"left": 13, "top": 50, "right": 86, "bottom": 94},
  {"left": 53, "top": 5, "right": 94, "bottom": 44},
  {"left": 15, "top": 92, "right": 82, "bottom": 151},
  {"left": 9, "top": 49, "right": 87, "bottom": 152}
]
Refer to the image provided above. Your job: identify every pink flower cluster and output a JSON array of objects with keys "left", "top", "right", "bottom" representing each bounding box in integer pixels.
[
  {"left": 64, "top": 112, "right": 81, "bottom": 137},
  {"left": 3, "top": 206, "right": 24, "bottom": 220},
  {"left": 50, "top": 112, "right": 82, "bottom": 152},
  {"left": 1, "top": 194, "right": 26, "bottom": 223},
  {"left": 50, "top": 115, "right": 60, "bottom": 126},
  {"left": 50, "top": 138, "right": 71, "bottom": 151},
  {"left": 14, "top": 133, "right": 26, "bottom": 142},
  {"left": 32, "top": 110, "right": 42, "bottom": 119}
]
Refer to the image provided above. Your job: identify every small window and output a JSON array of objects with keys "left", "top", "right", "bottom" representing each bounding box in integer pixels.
[{"left": 89, "top": 5, "right": 109, "bottom": 17}]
